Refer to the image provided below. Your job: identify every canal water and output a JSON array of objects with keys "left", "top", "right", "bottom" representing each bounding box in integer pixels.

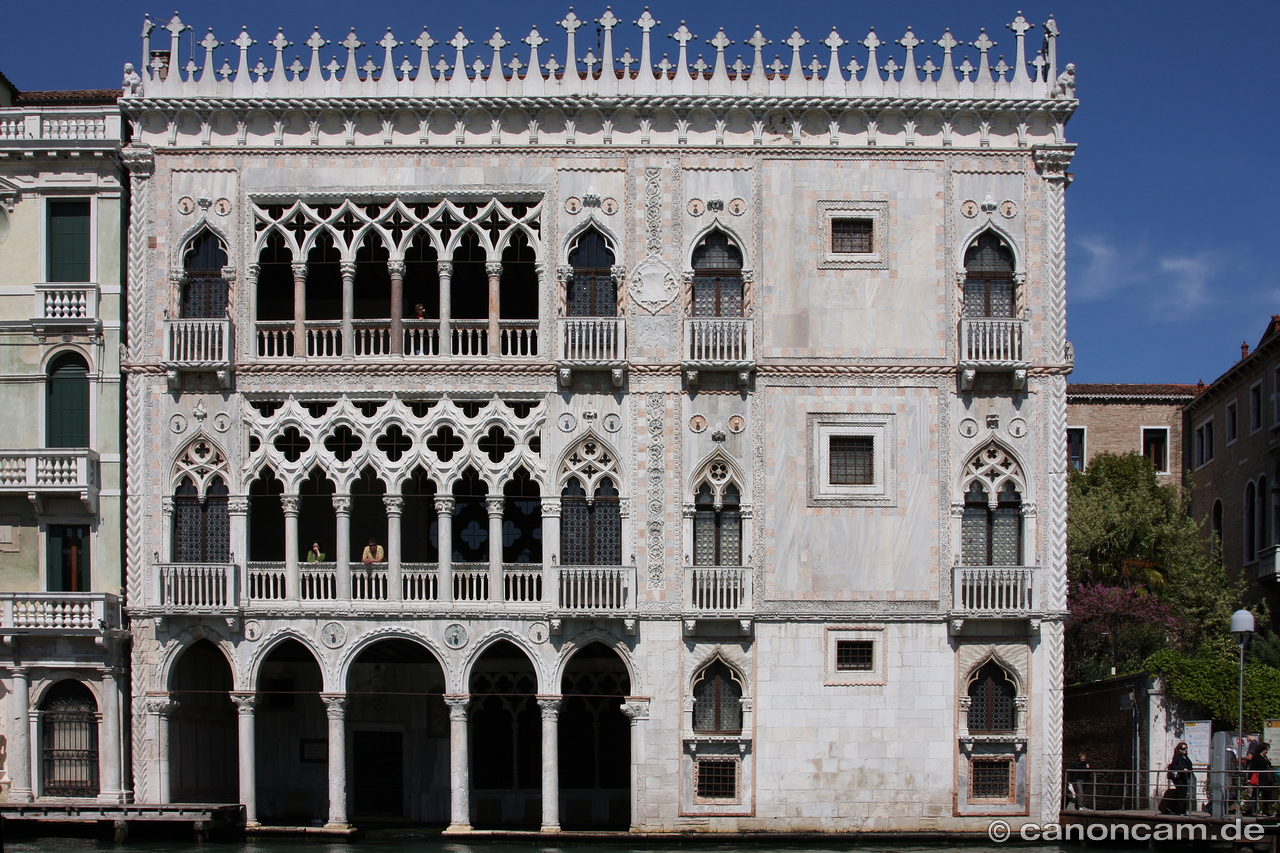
[{"left": 0, "top": 836, "right": 1147, "bottom": 853}]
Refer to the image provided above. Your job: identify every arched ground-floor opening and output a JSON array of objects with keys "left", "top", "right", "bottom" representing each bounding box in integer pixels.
[
  {"left": 347, "top": 638, "right": 449, "bottom": 823},
  {"left": 469, "top": 640, "right": 540, "bottom": 828},
  {"left": 256, "top": 639, "right": 326, "bottom": 824},
  {"left": 559, "top": 642, "right": 631, "bottom": 829},
  {"left": 39, "top": 679, "right": 99, "bottom": 798},
  {"left": 170, "top": 639, "right": 237, "bottom": 802}
]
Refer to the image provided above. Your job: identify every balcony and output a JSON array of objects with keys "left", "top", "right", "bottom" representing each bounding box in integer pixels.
[
  {"left": 31, "top": 283, "right": 100, "bottom": 338},
  {"left": 155, "top": 563, "right": 238, "bottom": 612},
  {"left": 1253, "top": 546, "right": 1280, "bottom": 583},
  {"left": 253, "top": 318, "right": 539, "bottom": 360},
  {"left": 0, "top": 449, "right": 99, "bottom": 514},
  {"left": 556, "top": 317, "right": 626, "bottom": 386},
  {"left": 235, "top": 562, "right": 542, "bottom": 609},
  {"left": 163, "top": 319, "right": 232, "bottom": 388},
  {"left": 950, "top": 565, "right": 1040, "bottom": 632},
  {"left": 682, "top": 318, "right": 754, "bottom": 385},
  {"left": 0, "top": 592, "right": 122, "bottom": 638},
  {"left": 682, "top": 565, "right": 753, "bottom": 634},
  {"left": 556, "top": 565, "right": 635, "bottom": 613},
  {"left": 958, "top": 318, "right": 1029, "bottom": 390}
]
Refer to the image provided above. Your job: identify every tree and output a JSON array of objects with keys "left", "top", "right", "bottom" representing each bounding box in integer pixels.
[{"left": 1066, "top": 452, "right": 1241, "bottom": 682}]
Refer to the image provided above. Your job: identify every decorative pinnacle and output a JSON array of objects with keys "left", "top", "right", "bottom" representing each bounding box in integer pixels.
[
  {"left": 201, "top": 30, "right": 221, "bottom": 52},
  {"left": 233, "top": 29, "right": 255, "bottom": 51},
  {"left": 598, "top": 8, "right": 619, "bottom": 30},
  {"left": 824, "top": 29, "right": 845, "bottom": 50},
  {"left": 785, "top": 30, "right": 808, "bottom": 51},
  {"left": 635, "top": 9, "right": 658, "bottom": 32},
  {"left": 165, "top": 13, "right": 188, "bottom": 38},
  {"left": 898, "top": 29, "right": 919, "bottom": 50},
  {"left": 973, "top": 29, "right": 995, "bottom": 52},
  {"left": 414, "top": 28, "right": 435, "bottom": 51},
  {"left": 936, "top": 29, "right": 958, "bottom": 51},
  {"left": 488, "top": 30, "right": 508, "bottom": 51},
  {"left": 306, "top": 28, "right": 328, "bottom": 51},
  {"left": 709, "top": 30, "right": 732, "bottom": 51},
  {"left": 341, "top": 29, "right": 364, "bottom": 53},
  {"left": 525, "top": 28, "right": 545, "bottom": 48},
  {"left": 449, "top": 29, "right": 470, "bottom": 51},
  {"left": 559, "top": 9, "right": 582, "bottom": 33},
  {"left": 671, "top": 23, "right": 695, "bottom": 46},
  {"left": 1007, "top": 12, "right": 1033, "bottom": 37},
  {"left": 747, "top": 29, "right": 769, "bottom": 50},
  {"left": 861, "top": 28, "right": 881, "bottom": 51},
  {"left": 379, "top": 29, "right": 400, "bottom": 52}
]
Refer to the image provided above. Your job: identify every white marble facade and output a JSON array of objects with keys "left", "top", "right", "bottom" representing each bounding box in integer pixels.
[{"left": 118, "top": 8, "right": 1076, "bottom": 833}]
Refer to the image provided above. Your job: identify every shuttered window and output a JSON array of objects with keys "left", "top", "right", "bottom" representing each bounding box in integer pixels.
[
  {"left": 46, "top": 353, "right": 90, "bottom": 448},
  {"left": 48, "top": 200, "right": 91, "bottom": 282}
]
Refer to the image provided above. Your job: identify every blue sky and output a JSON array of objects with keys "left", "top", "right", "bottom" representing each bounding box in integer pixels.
[{"left": 6, "top": 1, "right": 1278, "bottom": 385}]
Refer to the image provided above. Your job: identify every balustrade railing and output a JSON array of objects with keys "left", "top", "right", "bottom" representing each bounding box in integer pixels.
[
  {"left": 34, "top": 284, "right": 98, "bottom": 323},
  {"left": 557, "top": 317, "right": 625, "bottom": 363},
  {"left": 165, "top": 319, "right": 231, "bottom": 365},
  {"left": 503, "top": 565, "right": 543, "bottom": 602},
  {"left": 0, "top": 593, "right": 121, "bottom": 631},
  {"left": 353, "top": 320, "right": 392, "bottom": 356},
  {"left": 688, "top": 566, "right": 752, "bottom": 612},
  {"left": 41, "top": 115, "right": 109, "bottom": 140},
  {"left": 959, "top": 318, "right": 1028, "bottom": 366},
  {"left": 558, "top": 565, "right": 632, "bottom": 611},
  {"left": 0, "top": 450, "right": 99, "bottom": 501},
  {"left": 452, "top": 563, "right": 490, "bottom": 601},
  {"left": 305, "top": 321, "right": 343, "bottom": 357},
  {"left": 953, "top": 565, "right": 1039, "bottom": 612},
  {"left": 246, "top": 562, "right": 286, "bottom": 600},
  {"left": 500, "top": 320, "right": 539, "bottom": 356},
  {"left": 351, "top": 568, "right": 389, "bottom": 600},
  {"left": 404, "top": 320, "right": 440, "bottom": 356},
  {"left": 256, "top": 321, "right": 294, "bottom": 357},
  {"left": 301, "top": 565, "right": 338, "bottom": 599},
  {"left": 0, "top": 110, "right": 118, "bottom": 141},
  {"left": 156, "top": 563, "right": 235, "bottom": 609},
  {"left": 403, "top": 563, "right": 439, "bottom": 600},
  {"left": 684, "top": 318, "right": 754, "bottom": 364},
  {"left": 451, "top": 320, "right": 488, "bottom": 356}
]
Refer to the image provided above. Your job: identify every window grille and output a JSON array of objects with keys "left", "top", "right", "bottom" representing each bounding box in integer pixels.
[
  {"left": 173, "top": 476, "right": 230, "bottom": 563},
  {"left": 561, "top": 478, "right": 621, "bottom": 565},
  {"left": 692, "top": 232, "right": 744, "bottom": 317},
  {"left": 968, "top": 662, "right": 1016, "bottom": 733},
  {"left": 835, "top": 640, "right": 874, "bottom": 671},
  {"left": 695, "top": 759, "right": 738, "bottom": 799},
  {"left": 970, "top": 759, "right": 1013, "bottom": 799},
  {"left": 693, "top": 661, "right": 742, "bottom": 734},
  {"left": 693, "top": 484, "right": 741, "bottom": 566},
  {"left": 831, "top": 218, "right": 873, "bottom": 253},
  {"left": 40, "top": 681, "right": 99, "bottom": 798},
  {"left": 961, "top": 481, "right": 1022, "bottom": 566},
  {"left": 829, "top": 437, "right": 873, "bottom": 485},
  {"left": 567, "top": 229, "right": 616, "bottom": 317},
  {"left": 963, "top": 233, "right": 1015, "bottom": 318}
]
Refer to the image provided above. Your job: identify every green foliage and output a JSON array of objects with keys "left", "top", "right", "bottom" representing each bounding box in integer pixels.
[
  {"left": 1066, "top": 451, "right": 1243, "bottom": 680},
  {"left": 1145, "top": 649, "right": 1280, "bottom": 731}
]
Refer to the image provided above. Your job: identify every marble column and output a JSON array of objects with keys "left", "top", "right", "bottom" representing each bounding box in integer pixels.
[
  {"left": 333, "top": 494, "right": 351, "bottom": 600},
  {"left": 486, "top": 495, "right": 505, "bottom": 601},
  {"left": 160, "top": 496, "right": 174, "bottom": 570},
  {"left": 7, "top": 667, "right": 32, "bottom": 802},
  {"left": 147, "top": 693, "right": 178, "bottom": 804},
  {"left": 321, "top": 693, "right": 349, "bottom": 828},
  {"left": 537, "top": 696, "right": 561, "bottom": 832},
  {"left": 485, "top": 261, "right": 503, "bottom": 354},
  {"left": 227, "top": 496, "right": 248, "bottom": 603},
  {"left": 541, "top": 498, "right": 561, "bottom": 608},
  {"left": 384, "top": 495, "right": 403, "bottom": 601},
  {"left": 27, "top": 707, "right": 39, "bottom": 800},
  {"left": 435, "top": 496, "right": 455, "bottom": 603},
  {"left": 282, "top": 494, "right": 300, "bottom": 600},
  {"left": 340, "top": 261, "right": 355, "bottom": 358},
  {"left": 388, "top": 260, "right": 405, "bottom": 355},
  {"left": 97, "top": 669, "right": 124, "bottom": 803},
  {"left": 445, "top": 694, "right": 471, "bottom": 832},
  {"left": 437, "top": 261, "right": 453, "bottom": 356},
  {"left": 620, "top": 698, "right": 650, "bottom": 833},
  {"left": 230, "top": 692, "right": 259, "bottom": 824},
  {"left": 291, "top": 262, "right": 307, "bottom": 356}
]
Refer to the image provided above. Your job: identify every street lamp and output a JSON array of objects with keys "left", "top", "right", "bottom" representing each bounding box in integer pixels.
[{"left": 1232, "top": 609, "right": 1255, "bottom": 742}]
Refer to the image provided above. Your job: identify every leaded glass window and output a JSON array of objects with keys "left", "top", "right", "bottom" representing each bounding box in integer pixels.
[
  {"left": 181, "top": 231, "right": 229, "bottom": 319},
  {"left": 693, "top": 483, "right": 741, "bottom": 566},
  {"left": 963, "top": 232, "right": 1015, "bottom": 319},
  {"left": 173, "top": 476, "right": 230, "bottom": 563},
  {"left": 967, "top": 662, "right": 1016, "bottom": 733},
  {"left": 691, "top": 231, "right": 744, "bottom": 317},
  {"left": 692, "top": 660, "right": 742, "bottom": 734},
  {"left": 567, "top": 229, "right": 616, "bottom": 317},
  {"left": 560, "top": 477, "right": 620, "bottom": 565},
  {"left": 961, "top": 481, "right": 1022, "bottom": 566}
]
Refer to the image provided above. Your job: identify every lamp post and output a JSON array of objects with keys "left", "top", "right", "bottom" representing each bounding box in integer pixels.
[{"left": 1231, "top": 608, "right": 1255, "bottom": 815}]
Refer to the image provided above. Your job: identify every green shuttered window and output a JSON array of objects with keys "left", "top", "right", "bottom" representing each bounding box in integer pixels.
[{"left": 48, "top": 200, "right": 90, "bottom": 283}]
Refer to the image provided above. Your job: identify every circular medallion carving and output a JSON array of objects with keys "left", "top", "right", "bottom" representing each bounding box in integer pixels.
[
  {"left": 214, "top": 198, "right": 232, "bottom": 216},
  {"left": 960, "top": 199, "right": 979, "bottom": 219},
  {"left": 687, "top": 198, "right": 706, "bottom": 216},
  {"left": 602, "top": 413, "right": 621, "bottom": 433},
  {"left": 959, "top": 417, "right": 979, "bottom": 438},
  {"left": 728, "top": 414, "right": 746, "bottom": 434},
  {"left": 169, "top": 414, "right": 187, "bottom": 434},
  {"left": 728, "top": 198, "right": 747, "bottom": 216},
  {"left": 243, "top": 620, "right": 263, "bottom": 641},
  {"left": 1007, "top": 417, "right": 1028, "bottom": 438},
  {"left": 601, "top": 197, "right": 619, "bottom": 215},
  {"left": 689, "top": 415, "right": 707, "bottom": 433},
  {"left": 558, "top": 413, "right": 577, "bottom": 432},
  {"left": 1000, "top": 200, "right": 1018, "bottom": 219},
  {"left": 320, "top": 622, "right": 347, "bottom": 649},
  {"left": 528, "top": 622, "right": 550, "bottom": 644},
  {"left": 443, "top": 623, "right": 469, "bottom": 650},
  {"left": 213, "top": 412, "right": 231, "bottom": 433},
  {"left": 564, "top": 197, "right": 583, "bottom": 214},
  {"left": 177, "top": 196, "right": 195, "bottom": 215}
]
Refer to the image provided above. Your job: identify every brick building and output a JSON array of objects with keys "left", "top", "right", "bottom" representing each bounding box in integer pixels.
[{"left": 1065, "top": 384, "right": 1197, "bottom": 480}]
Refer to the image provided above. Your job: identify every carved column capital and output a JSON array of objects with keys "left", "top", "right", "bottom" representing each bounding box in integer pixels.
[
  {"left": 230, "top": 692, "right": 258, "bottom": 714},
  {"left": 485, "top": 496, "right": 505, "bottom": 516},
  {"left": 227, "top": 496, "right": 250, "bottom": 515},
  {"left": 145, "top": 693, "right": 178, "bottom": 716},
  {"left": 444, "top": 694, "right": 470, "bottom": 721},
  {"left": 610, "top": 264, "right": 627, "bottom": 284},
  {"left": 540, "top": 497, "right": 562, "bottom": 517},
  {"left": 1032, "top": 144, "right": 1076, "bottom": 185},
  {"left": 320, "top": 693, "right": 348, "bottom": 718},
  {"left": 291, "top": 262, "right": 308, "bottom": 280},
  {"left": 387, "top": 260, "right": 406, "bottom": 277},
  {"left": 485, "top": 261, "right": 504, "bottom": 279},
  {"left": 280, "top": 494, "right": 300, "bottom": 516},
  {"left": 161, "top": 496, "right": 175, "bottom": 516},
  {"left": 620, "top": 697, "right": 650, "bottom": 723},
  {"left": 537, "top": 696, "right": 562, "bottom": 720},
  {"left": 331, "top": 494, "right": 352, "bottom": 514},
  {"left": 434, "top": 496, "right": 456, "bottom": 514},
  {"left": 120, "top": 143, "right": 156, "bottom": 177},
  {"left": 436, "top": 261, "right": 454, "bottom": 278},
  {"left": 339, "top": 261, "right": 357, "bottom": 280},
  {"left": 383, "top": 495, "right": 404, "bottom": 515},
  {"left": 556, "top": 264, "right": 574, "bottom": 284}
]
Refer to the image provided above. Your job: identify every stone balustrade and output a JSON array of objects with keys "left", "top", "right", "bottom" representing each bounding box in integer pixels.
[
  {"left": 952, "top": 565, "right": 1039, "bottom": 613},
  {"left": 557, "top": 565, "right": 634, "bottom": 612},
  {"left": 686, "top": 565, "right": 752, "bottom": 613},
  {"left": 0, "top": 449, "right": 100, "bottom": 514},
  {"left": 0, "top": 592, "right": 122, "bottom": 632},
  {"left": 155, "top": 563, "right": 237, "bottom": 610}
]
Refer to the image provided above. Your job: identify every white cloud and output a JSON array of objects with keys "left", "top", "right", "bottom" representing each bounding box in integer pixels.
[{"left": 1070, "top": 233, "right": 1228, "bottom": 320}]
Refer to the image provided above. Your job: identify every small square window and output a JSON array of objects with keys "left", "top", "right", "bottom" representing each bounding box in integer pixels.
[
  {"left": 835, "top": 640, "right": 874, "bottom": 671},
  {"left": 829, "top": 437, "right": 873, "bottom": 485},
  {"left": 831, "top": 218, "right": 873, "bottom": 254},
  {"left": 695, "top": 759, "right": 738, "bottom": 799},
  {"left": 970, "top": 759, "right": 1013, "bottom": 800},
  {"left": 1142, "top": 428, "right": 1169, "bottom": 474}
]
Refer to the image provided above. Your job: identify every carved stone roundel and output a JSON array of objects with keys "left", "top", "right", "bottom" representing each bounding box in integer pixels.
[
  {"left": 170, "top": 414, "right": 187, "bottom": 434},
  {"left": 602, "top": 413, "right": 621, "bottom": 433},
  {"left": 728, "top": 198, "right": 747, "bottom": 216},
  {"left": 564, "top": 197, "right": 583, "bottom": 214},
  {"left": 558, "top": 413, "right": 577, "bottom": 432},
  {"left": 528, "top": 622, "right": 550, "bottom": 644},
  {"left": 1007, "top": 417, "right": 1028, "bottom": 438},
  {"left": 628, "top": 258, "right": 679, "bottom": 314},
  {"left": 959, "top": 417, "right": 979, "bottom": 438},
  {"left": 601, "top": 198, "right": 619, "bottom": 215},
  {"left": 961, "top": 199, "right": 979, "bottom": 219},
  {"left": 689, "top": 415, "right": 707, "bottom": 433},
  {"left": 244, "top": 620, "right": 262, "bottom": 641},
  {"left": 177, "top": 196, "right": 195, "bottom": 215},
  {"left": 728, "top": 415, "right": 746, "bottom": 434},
  {"left": 1000, "top": 200, "right": 1018, "bottom": 219},
  {"left": 687, "top": 199, "right": 706, "bottom": 216},
  {"left": 321, "top": 622, "right": 347, "bottom": 649},
  {"left": 444, "top": 623, "right": 469, "bottom": 650},
  {"left": 213, "top": 413, "right": 231, "bottom": 433}
]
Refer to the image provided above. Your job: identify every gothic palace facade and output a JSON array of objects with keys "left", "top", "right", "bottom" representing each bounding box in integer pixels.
[{"left": 4, "top": 7, "right": 1078, "bottom": 834}]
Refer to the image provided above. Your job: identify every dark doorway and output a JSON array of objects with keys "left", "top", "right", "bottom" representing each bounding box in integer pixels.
[
  {"left": 40, "top": 680, "right": 99, "bottom": 798},
  {"left": 559, "top": 642, "right": 631, "bottom": 829},
  {"left": 469, "top": 640, "right": 540, "bottom": 828},
  {"left": 256, "top": 639, "right": 326, "bottom": 824},
  {"left": 352, "top": 731, "right": 403, "bottom": 817},
  {"left": 170, "top": 639, "right": 237, "bottom": 802}
]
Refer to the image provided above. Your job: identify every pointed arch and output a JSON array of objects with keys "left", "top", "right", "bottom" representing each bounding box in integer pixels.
[
  {"left": 171, "top": 435, "right": 231, "bottom": 495},
  {"left": 689, "top": 450, "right": 748, "bottom": 504},
  {"left": 961, "top": 441, "right": 1026, "bottom": 567},
  {"left": 553, "top": 628, "right": 638, "bottom": 692},
  {"left": 957, "top": 221, "right": 1024, "bottom": 275},
  {"left": 558, "top": 431, "right": 623, "bottom": 494},
  {"left": 685, "top": 220, "right": 752, "bottom": 272},
  {"left": 960, "top": 227, "right": 1021, "bottom": 320},
  {"left": 563, "top": 222, "right": 619, "bottom": 317},
  {"left": 966, "top": 657, "right": 1019, "bottom": 734},
  {"left": 960, "top": 439, "right": 1026, "bottom": 496},
  {"left": 689, "top": 227, "right": 746, "bottom": 318},
  {"left": 161, "top": 623, "right": 239, "bottom": 691},
  {"left": 691, "top": 651, "right": 746, "bottom": 734}
]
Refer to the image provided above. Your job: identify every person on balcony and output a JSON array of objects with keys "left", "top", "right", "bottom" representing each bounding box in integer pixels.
[
  {"left": 361, "top": 538, "right": 385, "bottom": 564},
  {"left": 306, "top": 542, "right": 326, "bottom": 562}
]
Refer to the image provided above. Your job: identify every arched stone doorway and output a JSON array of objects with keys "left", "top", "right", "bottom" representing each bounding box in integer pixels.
[
  {"left": 39, "top": 679, "right": 98, "bottom": 798},
  {"left": 255, "top": 639, "right": 325, "bottom": 824},
  {"left": 559, "top": 642, "right": 631, "bottom": 829},
  {"left": 346, "top": 638, "right": 449, "bottom": 823},
  {"left": 469, "top": 640, "right": 540, "bottom": 828},
  {"left": 170, "top": 639, "right": 237, "bottom": 802}
]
